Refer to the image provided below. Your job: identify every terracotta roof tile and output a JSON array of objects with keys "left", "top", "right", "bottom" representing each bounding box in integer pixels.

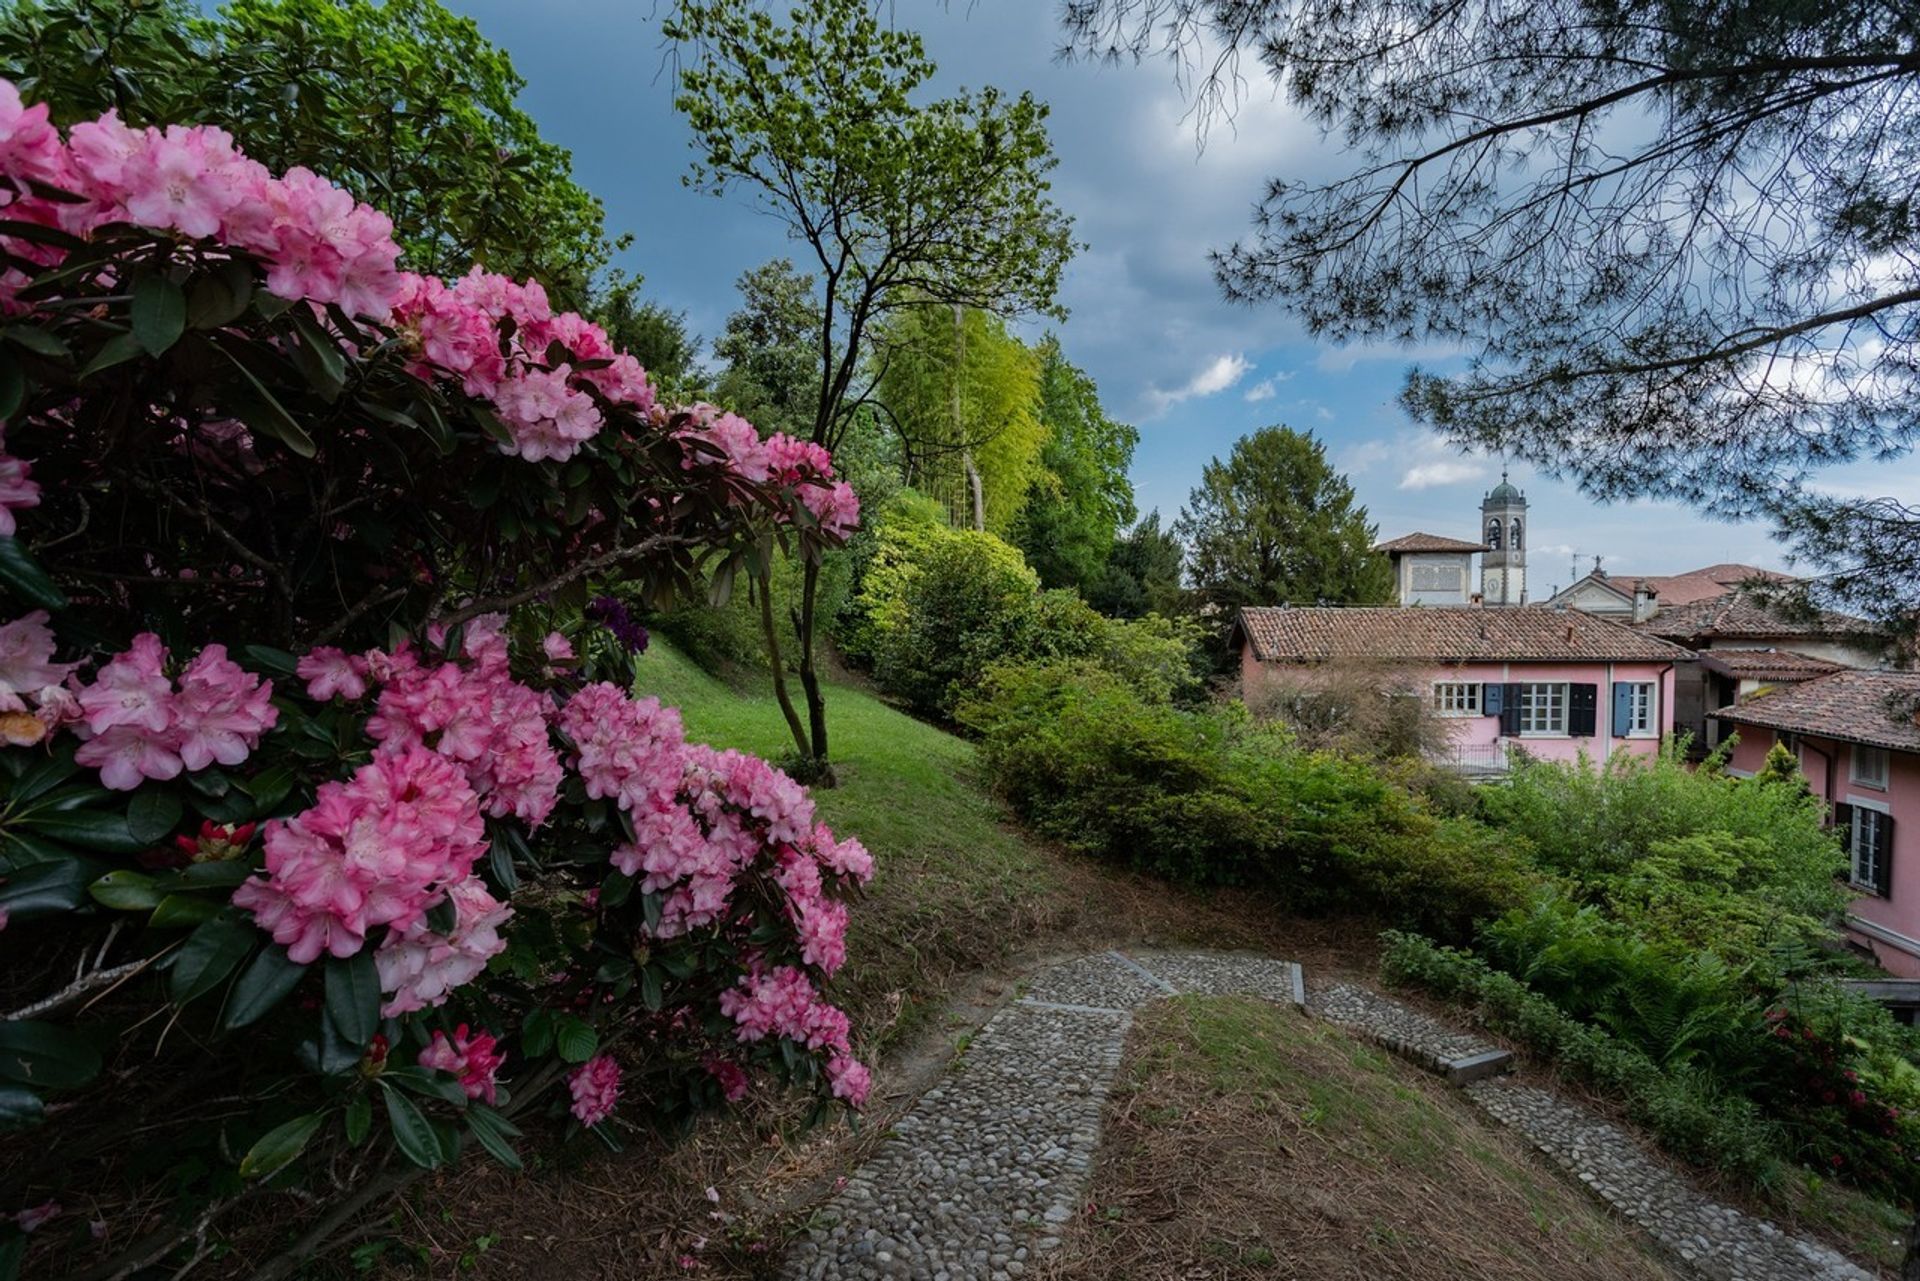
[
  {"left": 1235, "top": 606, "right": 1693, "bottom": 664},
  {"left": 1711, "top": 669, "right": 1920, "bottom": 754},
  {"left": 1374, "top": 531, "right": 1491, "bottom": 554},
  {"left": 1637, "top": 592, "right": 1874, "bottom": 642},
  {"left": 1698, "top": 649, "right": 1844, "bottom": 682}
]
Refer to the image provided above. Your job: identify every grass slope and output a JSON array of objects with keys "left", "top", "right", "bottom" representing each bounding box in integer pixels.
[{"left": 1038, "top": 996, "right": 1680, "bottom": 1281}]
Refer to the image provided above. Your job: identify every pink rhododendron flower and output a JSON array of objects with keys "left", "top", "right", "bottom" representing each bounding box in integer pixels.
[
  {"left": 718, "top": 966, "right": 851, "bottom": 1052},
  {"left": 69, "top": 636, "right": 275, "bottom": 788},
  {"left": 0, "top": 610, "right": 76, "bottom": 712},
  {"left": 296, "top": 645, "right": 370, "bottom": 701},
  {"left": 170, "top": 644, "right": 276, "bottom": 771},
  {"left": 119, "top": 123, "right": 246, "bottom": 239},
  {"left": 492, "top": 364, "right": 602, "bottom": 463},
  {"left": 417, "top": 1024, "right": 505, "bottom": 1104},
  {"left": 704, "top": 1057, "right": 750, "bottom": 1102},
  {"left": 77, "top": 633, "right": 172, "bottom": 735},
  {"left": 375, "top": 874, "right": 511, "bottom": 1016},
  {"left": 827, "top": 1054, "right": 872, "bottom": 1107},
  {"left": 0, "top": 437, "right": 40, "bottom": 537},
  {"left": 567, "top": 1053, "right": 620, "bottom": 1127},
  {"left": 541, "top": 631, "right": 574, "bottom": 662},
  {"left": 559, "top": 683, "right": 687, "bottom": 814}
]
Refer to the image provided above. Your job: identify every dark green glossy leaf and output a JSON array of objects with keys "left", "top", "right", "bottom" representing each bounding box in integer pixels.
[
  {"left": 323, "top": 950, "right": 379, "bottom": 1053},
  {"left": 2, "top": 325, "right": 68, "bottom": 359},
  {"left": 424, "top": 895, "right": 457, "bottom": 934},
  {"left": 0, "top": 536, "right": 66, "bottom": 610},
  {"left": 88, "top": 869, "right": 161, "bottom": 911},
  {"left": 247, "top": 764, "right": 295, "bottom": 816},
  {"left": 0, "top": 1084, "right": 45, "bottom": 1131},
  {"left": 217, "top": 346, "right": 315, "bottom": 458},
  {"left": 465, "top": 1104, "right": 522, "bottom": 1170},
  {"left": 288, "top": 306, "right": 346, "bottom": 401},
  {"left": 78, "top": 330, "right": 146, "bottom": 380},
  {"left": 148, "top": 892, "right": 220, "bottom": 929},
  {"left": 239, "top": 1113, "right": 322, "bottom": 1180},
  {"left": 0, "top": 1020, "right": 101, "bottom": 1089},
  {"left": 0, "top": 857, "right": 94, "bottom": 918},
  {"left": 131, "top": 272, "right": 186, "bottom": 355},
  {"left": 344, "top": 1092, "right": 372, "bottom": 1146},
  {"left": 239, "top": 645, "right": 300, "bottom": 677},
  {"left": 127, "top": 790, "right": 184, "bottom": 844},
  {"left": 220, "top": 943, "right": 307, "bottom": 1030},
  {"left": 553, "top": 1015, "right": 598, "bottom": 1064},
  {"left": 381, "top": 1084, "right": 443, "bottom": 1169},
  {"left": 31, "top": 805, "right": 141, "bottom": 854},
  {"left": 169, "top": 916, "right": 257, "bottom": 1005},
  {"left": 639, "top": 967, "right": 663, "bottom": 1012},
  {"left": 179, "top": 860, "right": 252, "bottom": 889},
  {"left": 0, "top": 349, "right": 21, "bottom": 421},
  {"left": 185, "top": 260, "right": 253, "bottom": 330},
  {"left": 9, "top": 741, "right": 79, "bottom": 804}
]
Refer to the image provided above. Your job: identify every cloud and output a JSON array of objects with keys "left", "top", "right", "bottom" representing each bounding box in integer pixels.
[
  {"left": 1399, "top": 459, "right": 1488, "bottom": 490},
  {"left": 1242, "top": 370, "right": 1294, "bottom": 402},
  {"left": 1316, "top": 340, "right": 1474, "bottom": 373},
  {"left": 1145, "top": 352, "right": 1251, "bottom": 415}
]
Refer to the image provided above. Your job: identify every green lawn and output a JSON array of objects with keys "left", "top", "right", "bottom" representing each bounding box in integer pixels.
[{"left": 632, "top": 641, "right": 1078, "bottom": 1051}]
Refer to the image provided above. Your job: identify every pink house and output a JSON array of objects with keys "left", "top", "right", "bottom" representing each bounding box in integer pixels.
[
  {"left": 1231, "top": 606, "right": 1690, "bottom": 771},
  {"left": 1713, "top": 670, "right": 1920, "bottom": 977}
]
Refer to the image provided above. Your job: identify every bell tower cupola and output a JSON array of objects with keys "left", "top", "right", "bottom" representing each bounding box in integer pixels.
[{"left": 1480, "top": 470, "right": 1527, "bottom": 606}]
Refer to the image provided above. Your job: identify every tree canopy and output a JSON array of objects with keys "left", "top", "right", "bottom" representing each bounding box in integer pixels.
[
  {"left": 0, "top": 0, "right": 619, "bottom": 308},
  {"left": 1012, "top": 338, "right": 1140, "bottom": 593},
  {"left": 1088, "top": 510, "right": 1185, "bottom": 619},
  {"left": 1176, "top": 426, "right": 1390, "bottom": 613},
  {"left": 1061, "top": 0, "right": 1920, "bottom": 626}
]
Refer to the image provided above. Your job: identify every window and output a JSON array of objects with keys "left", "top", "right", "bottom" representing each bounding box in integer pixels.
[
  {"left": 1433, "top": 682, "right": 1481, "bottom": 717},
  {"left": 1519, "top": 683, "right": 1567, "bottom": 735},
  {"left": 1846, "top": 804, "right": 1893, "bottom": 895},
  {"left": 1485, "top": 519, "right": 1502, "bottom": 549},
  {"left": 1853, "top": 745, "right": 1890, "bottom": 789},
  {"left": 1621, "top": 682, "right": 1656, "bottom": 736}
]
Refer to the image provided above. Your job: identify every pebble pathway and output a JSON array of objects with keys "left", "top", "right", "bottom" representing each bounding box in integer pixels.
[
  {"left": 782, "top": 953, "right": 1877, "bottom": 1281},
  {"left": 780, "top": 950, "right": 1301, "bottom": 1281}
]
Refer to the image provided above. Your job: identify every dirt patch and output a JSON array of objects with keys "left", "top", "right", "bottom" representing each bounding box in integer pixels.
[{"left": 1032, "top": 995, "right": 1680, "bottom": 1281}]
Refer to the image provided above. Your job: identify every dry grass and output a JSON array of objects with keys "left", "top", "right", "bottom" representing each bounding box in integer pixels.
[{"left": 1035, "top": 995, "right": 1681, "bottom": 1281}]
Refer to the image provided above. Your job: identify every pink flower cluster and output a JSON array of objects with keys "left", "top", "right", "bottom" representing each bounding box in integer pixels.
[
  {"left": 717, "top": 965, "right": 871, "bottom": 1105},
  {"left": 376, "top": 873, "right": 512, "bottom": 1016},
  {"left": 0, "top": 79, "right": 403, "bottom": 320},
  {"left": 70, "top": 637, "right": 276, "bottom": 790},
  {"left": 417, "top": 1023, "right": 505, "bottom": 1105},
  {"left": 231, "top": 746, "right": 491, "bottom": 964},
  {"left": 361, "top": 619, "right": 563, "bottom": 827},
  {"left": 559, "top": 682, "right": 688, "bottom": 814},
  {"left": 0, "top": 611, "right": 76, "bottom": 729},
  {"left": 567, "top": 1053, "right": 621, "bottom": 1127},
  {"left": 679, "top": 412, "right": 859, "bottom": 538}
]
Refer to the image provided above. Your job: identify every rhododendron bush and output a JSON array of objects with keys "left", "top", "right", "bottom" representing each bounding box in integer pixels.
[{"left": 0, "top": 80, "right": 867, "bottom": 1280}]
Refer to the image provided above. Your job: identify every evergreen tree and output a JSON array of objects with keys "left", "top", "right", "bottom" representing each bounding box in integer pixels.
[
  {"left": 1012, "top": 339, "right": 1139, "bottom": 593},
  {"left": 1088, "top": 511, "right": 1185, "bottom": 619}
]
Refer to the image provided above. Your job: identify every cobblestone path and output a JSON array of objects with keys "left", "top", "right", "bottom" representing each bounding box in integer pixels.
[{"left": 781, "top": 954, "right": 1877, "bottom": 1281}]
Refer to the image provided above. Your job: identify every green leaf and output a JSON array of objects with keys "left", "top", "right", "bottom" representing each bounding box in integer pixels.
[
  {"left": 382, "top": 1065, "right": 468, "bottom": 1106},
  {"left": 131, "top": 272, "right": 186, "bottom": 356},
  {"left": 185, "top": 260, "right": 253, "bottom": 330},
  {"left": 639, "top": 967, "right": 664, "bottom": 1012},
  {"left": 239, "top": 1113, "right": 322, "bottom": 1180},
  {"left": 344, "top": 1092, "right": 372, "bottom": 1146},
  {"left": 221, "top": 944, "right": 307, "bottom": 1031},
  {"left": 239, "top": 645, "right": 300, "bottom": 677},
  {"left": 553, "top": 1015, "right": 598, "bottom": 1064},
  {"left": 148, "top": 893, "right": 219, "bottom": 929},
  {"left": 2, "top": 325, "right": 68, "bottom": 360},
  {"left": 10, "top": 741, "right": 80, "bottom": 804},
  {"left": 484, "top": 842, "right": 520, "bottom": 894},
  {"left": 0, "top": 536, "right": 66, "bottom": 610},
  {"left": 216, "top": 345, "right": 316, "bottom": 458},
  {"left": 127, "top": 790, "right": 184, "bottom": 844},
  {"left": 323, "top": 950, "right": 379, "bottom": 1053},
  {"left": 0, "top": 858, "right": 94, "bottom": 919},
  {"left": 30, "top": 805, "right": 142, "bottom": 854},
  {"left": 0, "top": 349, "right": 21, "bottom": 422},
  {"left": 424, "top": 895, "right": 457, "bottom": 934},
  {"left": 88, "top": 869, "right": 161, "bottom": 911},
  {"left": 600, "top": 869, "right": 633, "bottom": 908},
  {"left": 0, "top": 1084, "right": 45, "bottom": 1131},
  {"left": 470, "top": 404, "right": 515, "bottom": 448},
  {"left": 178, "top": 860, "right": 252, "bottom": 889},
  {"left": 381, "top": 1084, "right": 443, "bottom": 1169},
  {"left": 78, "top": 330, "right": 146, "bottom": 380},
  {"left": 169, "top": 917, "right": 257, "bottom": 1006},
  {"left": 287, "top": 306, "right": 347, "bottom": 401},
  {"left": 464, "top": 1104, "right": 523, "bottom": 1170},
  {"left": 0, "top": 1020, "right": 101, "bottom": 1089},
  {"left": 521, "top": 1009, "right": 555, "bottom": 1058},
  {"left": 247, "top": 764, "right": 295, "bottom": 816}
]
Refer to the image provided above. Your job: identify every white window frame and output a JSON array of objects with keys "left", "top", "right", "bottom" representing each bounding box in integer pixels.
[
  {"left": 1432, "top": 682, "right": 1481, "bottom": 717},
  {"left": 1848, "top": 797, "right": 1891, "bottom": 895},
  {"left": 1852, "top": 745, "right": 1890, "bottom": 790},
  {"left": 1622, "top": 681, "right": 1658, "bottom": 738},
  {"left": 1518, "top": 682, "right": 1568, "bottom": 737}
]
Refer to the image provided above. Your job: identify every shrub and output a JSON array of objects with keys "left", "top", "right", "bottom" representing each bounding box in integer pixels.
[
  {"left": 872, "top": 526, "right": 1038, "bottom": 716},
  {"left": 1243, "top": 658, "right": 1454, "bottom": 761},
  {"left": 1380, "top": 931, "right": 1785, "bottom": 1183},
  {"left": 0, "top": 84, "right": 871, "bottom": 1279},
  {"left": 960, "top": 661, "right": 1532, "bottom": 938}
]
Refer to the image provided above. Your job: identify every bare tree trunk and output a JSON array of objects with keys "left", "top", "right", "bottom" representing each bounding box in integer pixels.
[
  {"left": 796, "top": 557, "right": 832, "bottom": 783},
  {"left": 754, "top": 564, "right": 811, "bottom": 762},
  {"left": 963, "top": 451, "right": 985, "bottom": 531}
]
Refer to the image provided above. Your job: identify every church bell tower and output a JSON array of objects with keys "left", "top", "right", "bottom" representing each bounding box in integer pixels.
[{"left": 1480, "top": 471, "right": 1527, "bottom": 606}]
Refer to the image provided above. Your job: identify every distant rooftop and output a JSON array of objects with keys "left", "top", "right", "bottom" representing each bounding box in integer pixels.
[
  {"left": 1698, "top": 649, "right": 1844, "bottom": 683},
  {"left": 1235, "top": 605, "right": 1691, "bottom": 664},
  {"left": 1374, "top": 531, "right": 1490, "bottom": 554},
  {"left": 1636, "top": 592, "right": 1874, "bottom": 642},
  {"left": 1712, "top": 669, "right": 1920, "bottom": 754}
]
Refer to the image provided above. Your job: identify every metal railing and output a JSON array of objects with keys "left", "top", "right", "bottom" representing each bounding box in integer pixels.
[{"left": 1426, "top": 741, "right": 1512, "bottom": 779}]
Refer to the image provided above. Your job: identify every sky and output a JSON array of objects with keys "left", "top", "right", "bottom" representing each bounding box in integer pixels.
[{"left": 452, "top": 0, "right": 1918, "bottom": 595}]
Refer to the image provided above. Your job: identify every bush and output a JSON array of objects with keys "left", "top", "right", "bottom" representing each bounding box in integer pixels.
[
  {"left": 0, "top": 86, "right": 871, "bottom": 1278},
  {"left": 1380, "top": 931, "right": 1786, "bottom": 1184},
  {"left": 872, "top": 526, "right": 1039, "bottom": 716},
  {"left": 960, "top": 662, "right": 1532, "bottom": 938}
]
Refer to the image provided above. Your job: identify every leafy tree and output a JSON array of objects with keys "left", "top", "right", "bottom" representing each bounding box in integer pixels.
[
  {"left": 1012, "top": 339, "right": 1139, "bottom": 592},
  {"left": 1088, "top": 511, "right": 1184, "bottom": 619},
  {"left": 669, "top": 0, "right": 1077, "bottom": 776},
  {"left": 595, "top": 276, "right": 702, "bottom": 394},
  {"left": 712, "top": 258, "right": 822, "bottom": 437},
  {"left": 1175, "top": 426, "right": 1390, "bottom": 616},
  {"left": 875, "top": 303, "right": 1045, "bottom": 533},
  {"left": 1060, "top": 0, "right": 1920, "bottom": 632}
]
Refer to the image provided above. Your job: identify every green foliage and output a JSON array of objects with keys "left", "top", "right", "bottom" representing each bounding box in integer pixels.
[
  {"left": 876, "top": 304, "right": 1046, "bottom": 532},
  {"left": 1380, "top": 932, "right": 1785, "bottom": 1182},
  {"left": 711, "top": 258, "right": 819, "bottom": 438},
  {"left": 838, "top": 489, "right": 957, "bottom": 665},
  {"left": 872, "top": 527, "right": 1040, "bottom": 716},
  {"left": 1175, "top": 426, "right": 1390, "bottom": 618},
  {"left": 1087, "top": 510, "right": 1185, "bottom": 619},
  {"left": 960, "top": 663, "right": 1533, "bottom": 939},
  {"left": 1011, "top": 338, "right": 1138, "bottom": 593},
  {"left": 0, "top": 0, "right": 617, "bottom": 307}
]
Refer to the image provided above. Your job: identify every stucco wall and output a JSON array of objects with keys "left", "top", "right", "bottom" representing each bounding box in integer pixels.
[{"left": 1727, "top": 730, "right": 1920, "bottom": 978}]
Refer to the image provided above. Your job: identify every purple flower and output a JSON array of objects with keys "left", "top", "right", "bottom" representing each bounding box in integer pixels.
[{"left": 587, "top": 595, "right": 649, "bottom": 654}]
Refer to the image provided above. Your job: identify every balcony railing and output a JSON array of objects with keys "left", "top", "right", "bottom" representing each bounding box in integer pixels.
[{"left": 1426, "top": 741, "right": 1512, "bottom": 779}]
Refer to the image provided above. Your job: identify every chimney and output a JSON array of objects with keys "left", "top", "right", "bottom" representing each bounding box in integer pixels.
[{"left": 1632, "top": 581, "right": 1656, "bottom": 623}]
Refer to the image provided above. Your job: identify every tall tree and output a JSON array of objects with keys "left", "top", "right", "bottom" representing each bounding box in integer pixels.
[
  {"left": 1176, "top": 426, "right": 1390, "bottom": 613},
  {"left": 875, "top": 304, "right": 1046, "bottom": 533},
  {"left": 1061, "top": 0, "right": 1920, "bottom": 633},
  {"left": 670, "top": 0, "right": 1076, "bottom": 777},
  {"left": 1088, "top": 510, "right": 1184, "bottom": 619},
  {"left": 712, "top": 258, "right": 821, "bottom": 437},
  {"left": 0, "top": 0, "right": 620, "bottom": 307},
  {"left": 1012, "top": 339, "right": 1139, "bottom": 593}
]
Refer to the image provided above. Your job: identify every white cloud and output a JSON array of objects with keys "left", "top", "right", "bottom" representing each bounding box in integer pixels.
[
  {"left": 1399, "top": 459, "right": 1488, "bottom": 490},
  {"left": 1242, "top": 370, "right": 1294, "bottom": 402},
  {"left": 1145, "top": 352, "right": 1251, "bottom": 415},
  {"left": 1316, "top": 340, "right": 1474, "bottom": 373}
]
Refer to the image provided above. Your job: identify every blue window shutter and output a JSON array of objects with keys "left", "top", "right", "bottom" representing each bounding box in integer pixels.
[
  {"left": 1483, "top": 683, "right": 1504, "bottom": 715},
  {"left": 1612, "top": 682, "right": 1634, "bottom": 735}
]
